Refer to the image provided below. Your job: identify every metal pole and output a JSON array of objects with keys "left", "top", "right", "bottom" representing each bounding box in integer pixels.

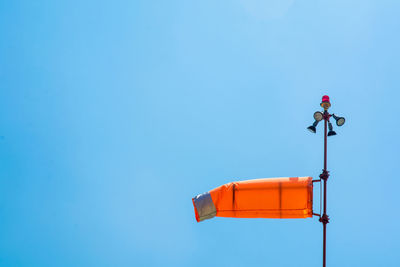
[
  {"left": 319, "top": 111, "right": 330, "bottom": 267},
  {"left": 324, "top": 116, "right": 327, "bottom": 174},
  {"left": 323, "top": 117, "right": 327, "bottom": 267}
]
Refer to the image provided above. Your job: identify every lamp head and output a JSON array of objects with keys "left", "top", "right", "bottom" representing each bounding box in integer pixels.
[
  {"left": 332, "top": 114, "right": 345, "bottom": 126},
  {"left": 327, "top": 130, "right": 337, "bottom": 136},
  {"left": 327, "top": 121, "right": 336, "bottom": 136},
  {"left": 313, "top": 111, "right": 323, "bottom": 121},
  {"left": 307, "top": 125, "right": 316, "bottom": 133},
  {"left": 307, "top": 120, "right": 319, "bottom": 133}
]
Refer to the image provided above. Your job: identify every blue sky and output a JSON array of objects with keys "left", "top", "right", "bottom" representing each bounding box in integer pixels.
[{"left": 1, "top": 1, "right": 399, "bottom": 266}]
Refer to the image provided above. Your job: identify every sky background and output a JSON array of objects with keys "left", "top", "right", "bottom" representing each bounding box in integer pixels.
[{"left": 1, "top": 1, "right": 399, "bottom": 266}]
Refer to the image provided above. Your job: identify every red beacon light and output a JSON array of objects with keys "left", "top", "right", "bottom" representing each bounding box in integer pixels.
[{"left": 320, "top": 95, "right": 331, "bottom": 110}]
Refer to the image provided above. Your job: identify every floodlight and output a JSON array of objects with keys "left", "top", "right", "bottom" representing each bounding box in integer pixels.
[
  {"left": 327, "top": 122, "right": 336, "bottom": 136},
  {"left": 307, "top": 121, "right": 319, "bottom": 133},
  {"left": 327, "top": 131, "right": 337, "bottom": 136},
  {"left": 332, "top": 114, "right": 345, "bottom": 126},
  {"left": 307, "top": 126, "right": 316, "bottom": 133},
  {"left": 313, "top": 111, "right": 323, "bottom": 122}
]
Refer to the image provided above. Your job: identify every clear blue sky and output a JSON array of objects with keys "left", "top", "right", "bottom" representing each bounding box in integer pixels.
[{"left": 1, "top": 1, "right": 399, "bottom": 266}]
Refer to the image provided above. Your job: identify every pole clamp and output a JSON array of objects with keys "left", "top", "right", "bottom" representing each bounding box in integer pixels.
[
  {"left": 319, "top": 169, "right": 329, "bottom": 181},
  {"left": 319, "top": 214, "right": 330, "bottom": 224},
  {"left": 323, "top": 111, "right": 331, "bottom": 120}
]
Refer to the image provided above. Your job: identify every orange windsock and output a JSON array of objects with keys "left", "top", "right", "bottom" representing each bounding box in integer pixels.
[{"left": 192, "top": 177, "right": 313, "bottom": 222}]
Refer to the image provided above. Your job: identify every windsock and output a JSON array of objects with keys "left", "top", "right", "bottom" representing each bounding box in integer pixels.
[{"left": 192, "top": 177, "right": 313, "bottom": 222}]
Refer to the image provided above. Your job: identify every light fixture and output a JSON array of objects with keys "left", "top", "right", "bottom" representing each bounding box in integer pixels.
[
  {"left": 307, "top": 121, "right": 319, "bottom": 133},
  {"left": 320, "top": 95, "right": 331, "bottom": 110},
  {"left": 332, "top": 114, "right": 345, "bottom": 127},
  {"left": 314, "top": 111, "right": 323, "bottom": 122},
  {"left": 327, "top": 131, "right": 336, "bottom": 136},
  {"left": 327, "top": 122, "right": 336, "bottom": 136}
]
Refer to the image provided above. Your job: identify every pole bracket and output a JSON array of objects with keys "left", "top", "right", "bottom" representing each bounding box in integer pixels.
[
  {"left": 319, "top": 169, "right": 329, "bottom": 181},
  {"left": 319, "top": 214, "right": 330, "bottom": 224}
]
